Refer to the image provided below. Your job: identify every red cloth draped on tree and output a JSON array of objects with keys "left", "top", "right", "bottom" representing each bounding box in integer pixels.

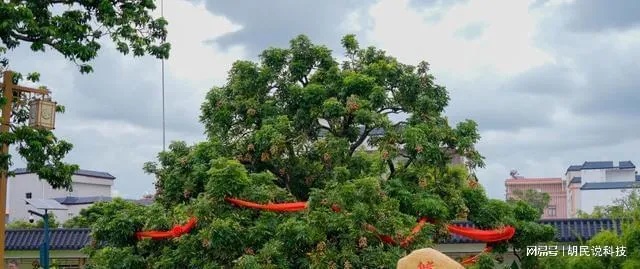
[
  {"left": 135, "top": 198, "right": 515, "bottom": 265},
  {"left": 135, "top": 216, "right": 198, "bottom": 240}
]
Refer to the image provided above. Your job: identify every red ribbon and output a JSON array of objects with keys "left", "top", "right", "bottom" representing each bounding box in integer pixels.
[
  {"left": 135, "top": 198, "right": 515, "bottom": 265},
  {"left": 135, "top": 216, "right": 197, "bottom": 240}
]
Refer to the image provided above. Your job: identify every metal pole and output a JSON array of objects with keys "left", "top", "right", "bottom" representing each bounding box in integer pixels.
[
  {"left": 161, "top": 0, "right": 166, "bottom": 152},
  {"left": 0, "top": 71, "right": 15, "bottom": 269},
  {"left": 42, "top": 209, "right": 49, "bottom": 269}
]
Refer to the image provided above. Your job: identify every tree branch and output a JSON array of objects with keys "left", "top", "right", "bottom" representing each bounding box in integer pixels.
[
  {"left": 386, "top": 159, "right": 396, "bottom": 179},
  {"left": 341, "top": 114, "right": 353, "bottom": 136},
  {"left": 377, "top": 107, "right": 403, "bottom": 115},
  {"left": 513, "top": 248, "right": 521, "bottom": 263},
  {"left": 403, "top": 158, "right": 413, "bottom": 169},
  {"left": 349, "top": 126, "right": 373, "bottom": 155}
]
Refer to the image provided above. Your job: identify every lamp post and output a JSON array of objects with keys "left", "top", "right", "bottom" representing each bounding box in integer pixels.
[
  {"left": 1, "top": 71, "right": 55, "bottom": 267},
  {"left": 25, "top": 199, "right": 67, "bottom": 269}
]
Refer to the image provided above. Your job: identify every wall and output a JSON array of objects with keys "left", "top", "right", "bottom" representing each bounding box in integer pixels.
[
  {"left": 6, "top": 174, "right": 112, "bottom": 223},
  {"left": 567, "top": 183, "right": 582, "bottom": 218},
  {"left": 579, "top": 189, "right": 629, "bottom": 214},
  {"left": 505, "top": 179, "right": 567, "bottom": 219},
  {"left": 580, "top": 169, "right": 606, "bottom": 183},
  {"left": 605, "top": 169, "right": 636, "bottom": 182},
  {"left": 55, "top": 204, "right": 94, "bottom": 223},
  {"left": 4, "top": 250, "right": 86, "bottom": 269}
]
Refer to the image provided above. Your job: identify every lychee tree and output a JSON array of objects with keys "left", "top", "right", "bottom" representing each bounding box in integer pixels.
[{"left": 81, "top": 35, "right": 553, "bottom": 268}]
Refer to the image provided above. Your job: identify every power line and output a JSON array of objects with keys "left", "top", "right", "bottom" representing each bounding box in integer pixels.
[{"left": 161, "top": 0, "right": 166, "bottom": 152}]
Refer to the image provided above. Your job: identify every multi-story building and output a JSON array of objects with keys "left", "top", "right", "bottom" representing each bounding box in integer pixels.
[
  {"left": 6, "top": 168, "right": 115, "bottom": 223},
  {"left": 505, "top": 176, "right": 567, "bottom": 219},
  {"left": 565, "top": 161, "right": 640, "bottom": 217}
]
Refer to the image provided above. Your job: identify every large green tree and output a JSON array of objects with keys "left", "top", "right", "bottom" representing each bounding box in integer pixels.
[
  {"left": 82, "top": 35, "right": 553, "bottom": 268},
  {"left": 508, "top": 189, "right": 551, "bottom": 217},
  {"left": 0, "top": 0, "right": 168, "bottom": 189}
]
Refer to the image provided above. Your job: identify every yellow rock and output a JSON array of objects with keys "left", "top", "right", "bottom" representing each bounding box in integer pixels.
[{"left": 397, "top": 248, "right": 464, "bottom": 269}]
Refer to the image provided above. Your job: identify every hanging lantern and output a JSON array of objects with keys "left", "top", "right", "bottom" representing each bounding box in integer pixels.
[{"left": 29, "top": 97, "right": 57, "bottom": 130}]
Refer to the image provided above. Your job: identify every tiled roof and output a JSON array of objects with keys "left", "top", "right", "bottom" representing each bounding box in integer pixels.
[
  {"left": 12, "top": 168, "right": 115, "bottom": 180},
  {"left": 566, "top": 165, "right": 582, "bottom": 172},
  {"left": 619, "top": 161, "right": 636, "bottom": 169},
  {"left": 582, "top": 161, "right": 614, "bottom": 169},
  {"left": 53, "top": 196, "right": 154, "bottom": 206},
  {"left": 581, "top": 181, "right": 640, "bottom": 190},
  {"left": 440, "top": 219, "right": 624, "bottom": 244},
  {"left": 566, "top": 161, "right": 636, "bottom": 172},
  {"left": 570, "top": 177, "right": 582, "bottom": 184},
  {"left": 5, "top": 228, "right": 91, "bottom": 250},
  {"left": 53, "top": 196, "right": 112, "bottom": 205}
]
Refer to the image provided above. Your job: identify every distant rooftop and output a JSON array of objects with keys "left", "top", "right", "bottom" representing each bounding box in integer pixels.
[
  {"left": 565, "top": 161, "right": 636, "bottom": 173},
  {"left": 53, "top": 196, "right": 154, "bottom": 206},
  {"left": 581, "top": 181, "right": 640, "bottom": 191},
  {"left": 12, "top": 168, "right": 115, "bottom": 180},
  {"left": 5, "top": 228, "right": 91, "bottom": 250},
  {"left": 569, "top": 177, "right": 582, "bottom": 185},
  {"left": 442, "top": 218, "right": 623, "bottom": 244},
  {"left": 505, "top": 177, "right": 562, "bottom": 183}
]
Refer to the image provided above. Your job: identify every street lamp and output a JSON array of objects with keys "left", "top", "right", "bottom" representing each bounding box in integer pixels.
[
  {"left": 0, "top": 70, "right": 56, "bottom": 265},
  {"left": 25, "top": 199, "right": 68, "bottom": 269},
  {"left": 29, "top": 97, "right": 57, "bottom": 130}
]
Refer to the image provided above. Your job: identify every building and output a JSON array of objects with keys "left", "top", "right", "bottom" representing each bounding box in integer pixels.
[
  {"left": 505, "top": 176, "right": 567, "bottom": 219},
  {"left": 565, "top": 161, "right": 640, "bottom": 218},
  {"left": 6, "top": 168, "right": 115, "bottom": 223},
  {"left": 4, "top": 228, "right": 90, "bottom": 268}
]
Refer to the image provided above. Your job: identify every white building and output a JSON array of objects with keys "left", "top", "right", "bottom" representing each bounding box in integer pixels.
[
  {"left": 6, "top": 168, "right": 115, "bottom": 223},
  {"left": 565, "top": 161, "right": 640, "bottom": 217}
]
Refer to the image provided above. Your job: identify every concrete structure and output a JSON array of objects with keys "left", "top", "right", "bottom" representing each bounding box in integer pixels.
[
  {"left": 6, "top": 168, "right": 115, "bottom": 223},
  {"left": 505, "top": 177, "right": 567, "bottom": 219},
  {"left": 565, "top": 161, "right": 640, "bottom": 217}
]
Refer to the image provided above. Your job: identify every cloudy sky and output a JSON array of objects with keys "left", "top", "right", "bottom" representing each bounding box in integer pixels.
[{"left": 5, "top": 0, "right": 640, "bottom": 199}]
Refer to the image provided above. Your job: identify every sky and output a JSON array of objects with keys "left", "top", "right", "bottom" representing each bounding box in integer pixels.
[{"left": 4, "top": 0, "right": 640, "bottom": 199}]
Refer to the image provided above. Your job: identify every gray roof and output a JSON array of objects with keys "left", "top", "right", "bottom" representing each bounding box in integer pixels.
[
  {"left": 12, "top": 168, "right": 115, "bottom": 180},
  {"left": 5, "top": 228, "right": 91, "bottom": 250},
  {"left": 569, "top": 177, "right": 582, "bottom": 184},
  {"left": 566, "top": 161, "right": 636, "bottom": 173},
  {"left": 53, "top": 196, "right": 154, "bottom": 206},
  {"left": 53, "top": 196, "right": 112, "bottom": 205},
  {"left": 442, "top": 218, "right": 624, "bottom": 244},
  {"left": 581, "top": 181, "right": 640, "bottom": 190}
]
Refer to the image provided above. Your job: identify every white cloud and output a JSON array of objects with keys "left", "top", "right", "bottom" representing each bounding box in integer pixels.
[
  {"left": 366, "top": 0, "right": 553, "bottom": 78},
  {"left": 162, "top": 0, "right": 245, "bottom": 88}
]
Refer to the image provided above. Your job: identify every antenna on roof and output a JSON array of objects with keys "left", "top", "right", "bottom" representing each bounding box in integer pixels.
[{"left": 510, "top": 169, "right": 519, "bottom": 179}]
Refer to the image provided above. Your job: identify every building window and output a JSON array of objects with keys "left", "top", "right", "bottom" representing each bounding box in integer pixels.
[
  {"left": 548, "top": 206, "right": 557, "bottom": 217},
  {"left": 25, "top": 192, "right": 32, "bottom": 204}
]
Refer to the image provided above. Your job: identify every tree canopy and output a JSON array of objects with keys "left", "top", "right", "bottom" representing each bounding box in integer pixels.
[
  {"left": 82, "top": 34, "right": 553, "bottom": 268},
  {"left": 0, "top": 0, "right": 169, "bottom": 190}
]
